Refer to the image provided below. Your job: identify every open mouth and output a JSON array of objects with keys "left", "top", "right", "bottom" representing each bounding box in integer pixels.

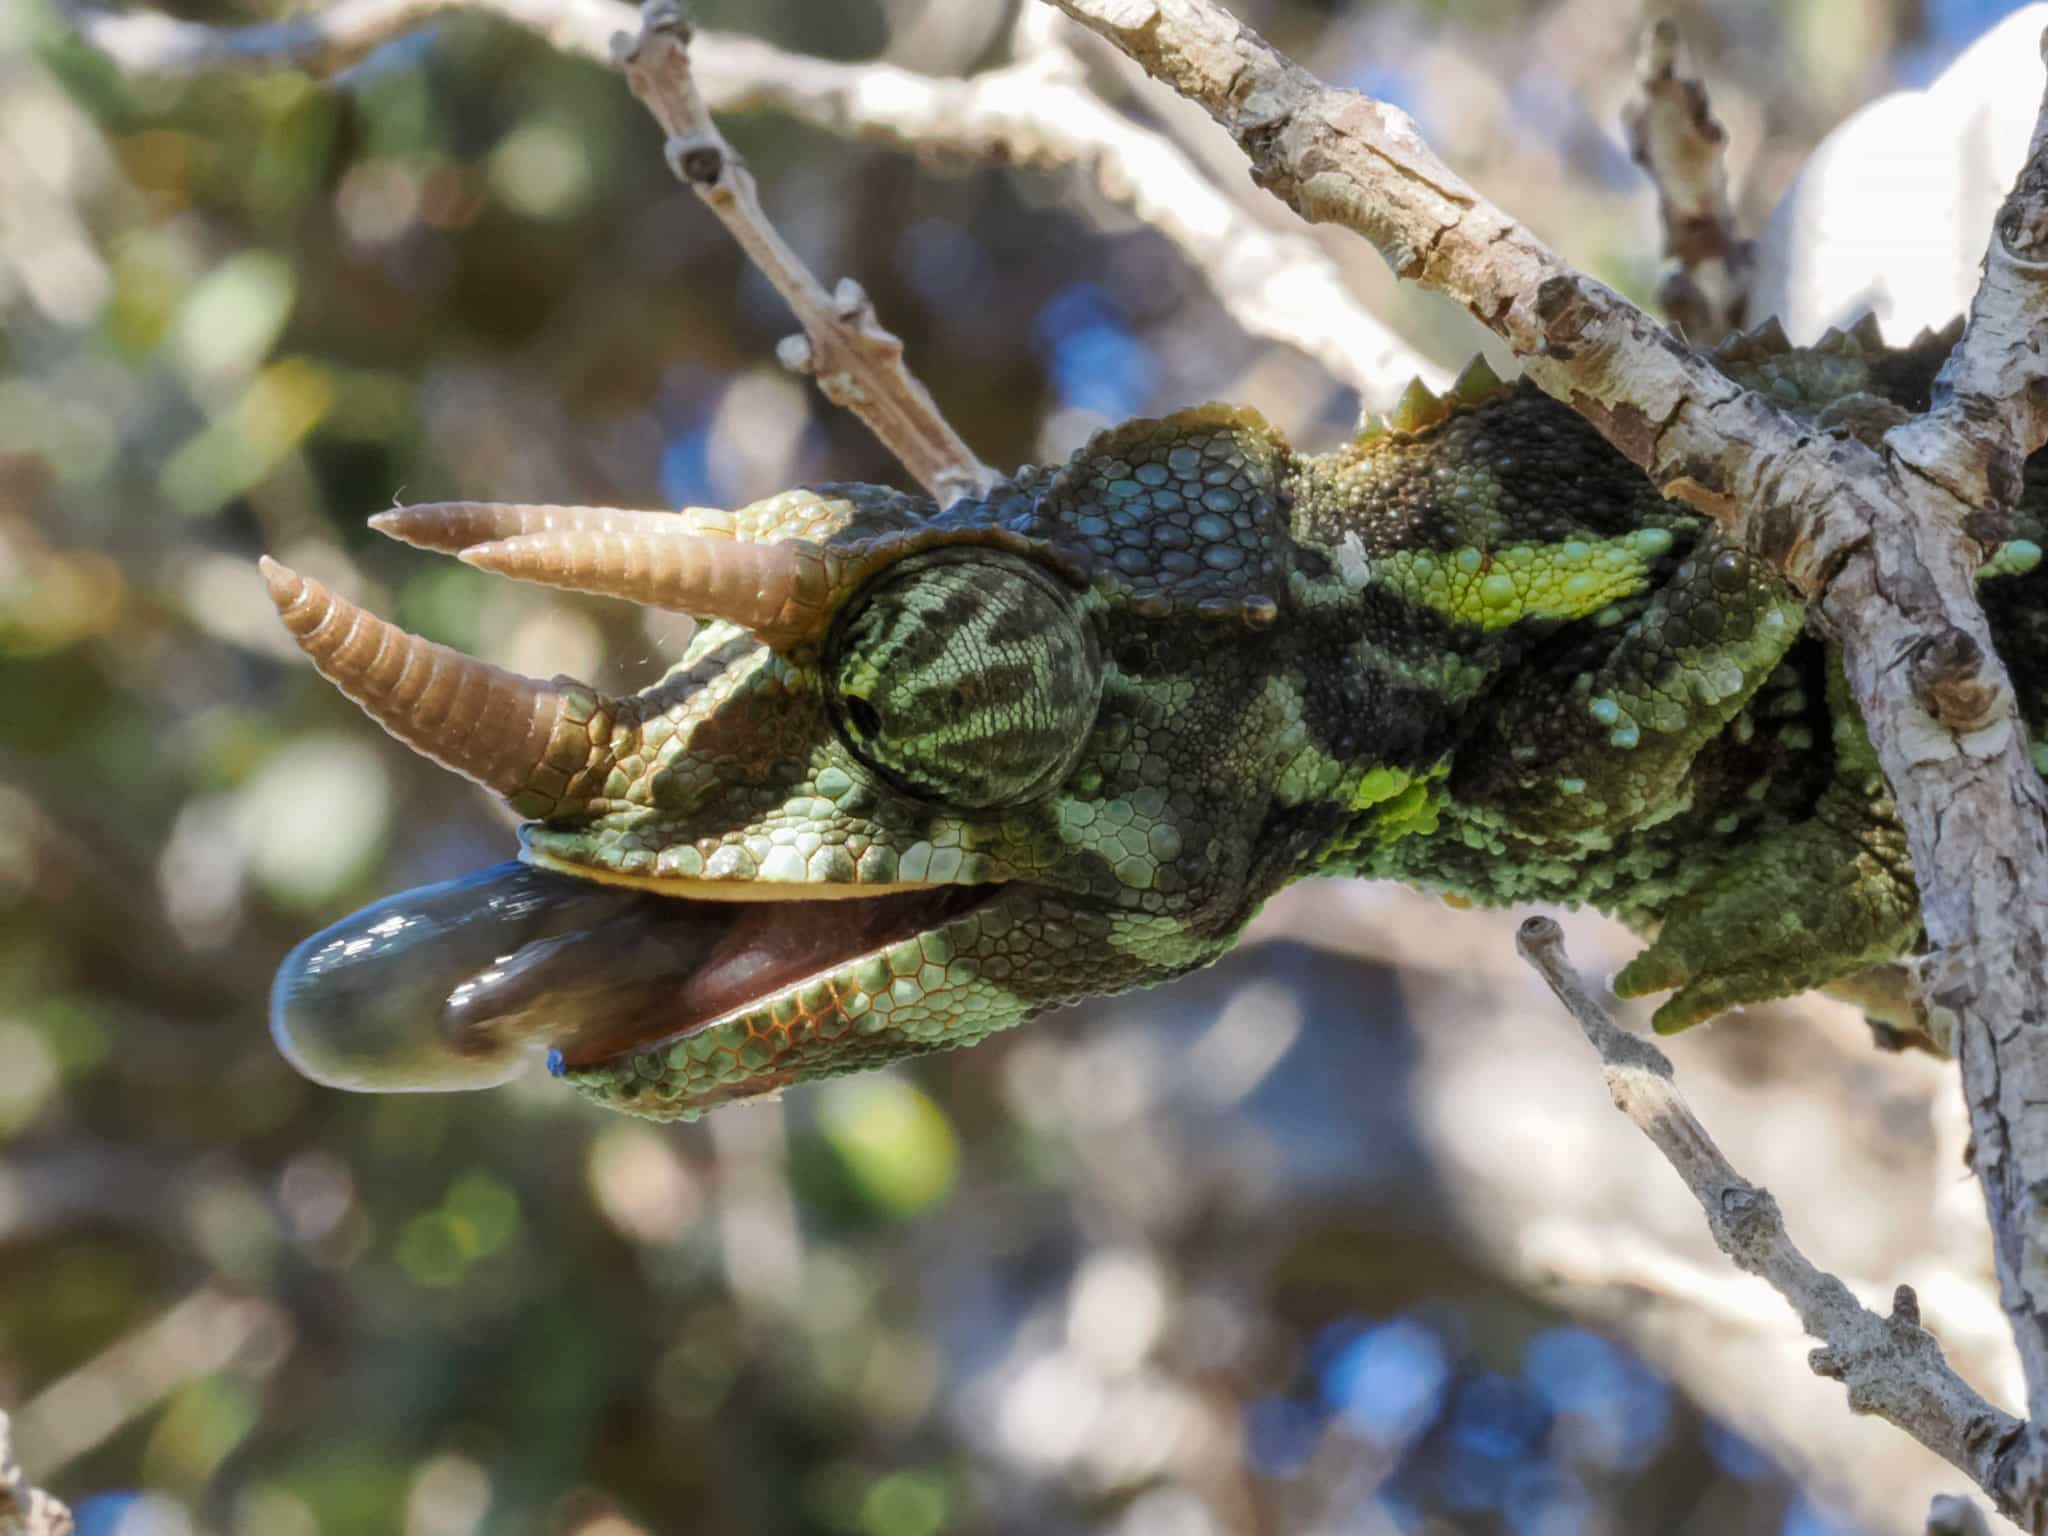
[{"left": 270, "top": 859, "right": 997, "bottom": 1095}]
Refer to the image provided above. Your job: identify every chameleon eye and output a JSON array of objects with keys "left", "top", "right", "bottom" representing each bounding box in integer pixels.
[{"left": 827, "top": 553, "right": 1101, "bottom": 808}]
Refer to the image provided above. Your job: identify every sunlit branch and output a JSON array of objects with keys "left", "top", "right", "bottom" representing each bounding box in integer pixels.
[
  {"left": 1620, "top": 19, "right": 1753, "bottom": 343},
  {"left": 615, "top": 1, "right": 997, "bottom": 503},
  {"left": 58, "top": 0, "right": 1436, "bottom": 405},
  {"left": 1516, "top": 916, "right": 2028, "bottom": 1520}
]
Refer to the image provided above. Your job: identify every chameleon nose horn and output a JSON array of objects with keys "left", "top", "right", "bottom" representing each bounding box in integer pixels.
[
  {"left": 259, "top": 557, "right": 614, "bottom": 814},
  {"left": 369, "top": 501, "right": 831, "bottom": 646}
]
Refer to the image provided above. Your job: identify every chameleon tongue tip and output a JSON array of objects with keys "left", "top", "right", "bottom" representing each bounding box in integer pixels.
[{"left": 269, "top": 861, "right": 652, "bottom": 1094}]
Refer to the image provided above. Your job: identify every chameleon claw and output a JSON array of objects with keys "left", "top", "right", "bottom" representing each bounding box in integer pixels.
[
  {"left": 1649, "top": 986, "right": 1724, "bottom": 1034},
  {"left": 1612, "top": 945, "right": 1689, "bottom": 999}
]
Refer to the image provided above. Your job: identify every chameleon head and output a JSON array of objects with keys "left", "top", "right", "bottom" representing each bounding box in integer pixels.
[{"left": 263, "top": 433, "right": 1309, "bottom": 1118}]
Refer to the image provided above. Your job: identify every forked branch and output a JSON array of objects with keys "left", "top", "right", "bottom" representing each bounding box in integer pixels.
[
  {"left": 1517, "top": 917, "right": 2027, "bottom": 1519},
  {"left": 1621, "top": 19, "right": 1753, "bottom": 343},
  {"left": 617, "top": 1, "right": 996, "bottom": 504},
  {"left": 59, "top": 0, "right": 1435, "bottom": 405}
]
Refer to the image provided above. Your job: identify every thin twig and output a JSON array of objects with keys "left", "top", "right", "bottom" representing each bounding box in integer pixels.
[
  {"left": 1515, "top": 916, "right": 2028, "bottom": 1519},
  {"left": 616, "top": 1, "right": 995, "bottom": 504},
  {"left": 1898, "top": 36, "right": 2048, "bottom": 512},
  {"left": 57, "top": 0, "right": 1436, "bottom": 404},
  {"left": 57, "top": 0, "right": 625, "bottom": 73},
  {"left": 745, "top": 7, "right": 1443, "bottom": 400},
  {"left": 0, "top": 1410, "right": 71, "bottom": 1536},
  {"left": 1620, "top": 19, "right": 1753, "bottom": 343},
  {"left": 60, "top": 0, "right": 998, "bottom": 502}
]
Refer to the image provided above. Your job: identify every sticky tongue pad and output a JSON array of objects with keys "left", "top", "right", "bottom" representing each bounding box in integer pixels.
[{"left": 270, "top": 858, "right": 984, "bottom": 1092}]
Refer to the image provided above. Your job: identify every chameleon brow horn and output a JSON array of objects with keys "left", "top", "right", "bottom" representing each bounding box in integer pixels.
[{"left": 370, "top": 502, "right": 832, "bottom": 647}]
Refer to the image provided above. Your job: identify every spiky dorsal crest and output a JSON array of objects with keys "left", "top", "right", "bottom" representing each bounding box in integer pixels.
[{"left": 1354, "top": 355, "right": 1516, "bottom": 445}]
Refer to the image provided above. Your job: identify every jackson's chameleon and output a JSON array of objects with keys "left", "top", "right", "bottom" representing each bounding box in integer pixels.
[{"left": 262, "top": 316, "right": 2048, "bottom": 1121}]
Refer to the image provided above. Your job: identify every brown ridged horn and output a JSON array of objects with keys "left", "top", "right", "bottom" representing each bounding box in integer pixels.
[
  {"left": 458, "top": 523, "right": 829, "bottom": 645},
  {"left": 370, "top": 502, "right": 691, "bottom": 554},
  {"left": 260, "top": 557, "right": 609, "bottom": 810}
]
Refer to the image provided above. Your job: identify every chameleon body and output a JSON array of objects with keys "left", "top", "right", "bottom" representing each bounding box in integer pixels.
[{"left": 264, "top": 318, "right": 2048, "bottom": 1121}]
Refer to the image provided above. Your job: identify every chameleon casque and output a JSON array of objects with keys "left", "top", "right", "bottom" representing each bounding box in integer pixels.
[{"left": 263, "top": 316, "right": 2048, "bottom": 1122}]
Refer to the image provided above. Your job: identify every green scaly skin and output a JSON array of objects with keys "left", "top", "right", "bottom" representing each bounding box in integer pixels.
[{"left": 292, "top": 319, "right": 2048, "bottom": 1121}]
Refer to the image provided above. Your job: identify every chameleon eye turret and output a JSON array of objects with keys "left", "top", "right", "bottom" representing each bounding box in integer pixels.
[{"left": 827, "top": 553, "right": 1103, "bottom": 809}]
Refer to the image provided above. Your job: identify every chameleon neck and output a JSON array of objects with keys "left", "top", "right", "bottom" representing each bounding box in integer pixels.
[{"left": 1276, "top": 391, "right": 1712, "bottom": 877}]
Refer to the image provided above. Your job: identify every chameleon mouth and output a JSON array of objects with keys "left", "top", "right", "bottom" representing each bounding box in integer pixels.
[{"left": 269, "top": 859, "right": 996, "bottom": 1094}]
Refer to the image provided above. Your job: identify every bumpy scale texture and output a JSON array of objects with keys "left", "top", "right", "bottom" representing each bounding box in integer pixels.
[{"left": 286, "top": 322, "right": 2048, "bottom": 1119}]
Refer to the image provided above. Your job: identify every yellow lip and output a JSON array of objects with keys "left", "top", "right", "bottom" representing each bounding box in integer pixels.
[{"left": 520, "top": 847, "right": 973, "bottom": 901}]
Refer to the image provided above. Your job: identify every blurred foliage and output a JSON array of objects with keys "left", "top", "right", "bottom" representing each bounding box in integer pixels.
[{"left": 0, "top": 0, "right": 2017, "bottom": 1531}]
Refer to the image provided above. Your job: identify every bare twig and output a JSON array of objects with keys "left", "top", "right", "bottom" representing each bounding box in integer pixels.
[
  {"left": 59, "top": 0, "right": 996, "bottom": 501},
  {"left": 57, "top": 0, "right": 625, "bottom": 73},
  {"left": 58, "top": 0, "right": 1435, "bottom": 404},
  {"left": 1900, "top": 60, "right": 2048, "bottom": 512},
  {"left": 616, "top": 1, "right": 995, "bottom": 504},
  {"left": 1621, "top": 19, "right": 1753, "bottom": 343},
  {"left": 0, "top": 1410, "right": 71, "bottom": 1536},
  {"left": 1516, "top": 916, "right": 2028, "bottom": 1518},
  {"left": 738, "top": 8, "right": 1443, "bottom": 400}
]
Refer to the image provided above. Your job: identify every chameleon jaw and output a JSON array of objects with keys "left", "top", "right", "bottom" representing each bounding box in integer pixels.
[
  {"left": 268, "top": 856, "right": 1006, "bottom": 1108},
  {"left": 519, "top": 845, "right": 978, "bottom": 903}
]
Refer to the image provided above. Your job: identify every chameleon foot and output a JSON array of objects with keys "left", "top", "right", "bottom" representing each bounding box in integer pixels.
[{"left": 1613, "top": 814, "right": 1920, "bottom": 1032}]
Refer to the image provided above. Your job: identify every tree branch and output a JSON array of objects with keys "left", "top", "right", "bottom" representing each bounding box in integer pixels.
[
  {"left": 58, "top": 0, "right": 623, "bottom": 75},
  {"left": 1621, "top": 19, "right": 1753, "bottom": 343},
  {"left": 57, "top": 0, "right": 1436, "bottom": 403},
  {"left": 1903, "top": 56, "right": 2048, "bottom": 509},
  {"left": 1042, "top": 2, "right": 2048, "bottom": 1521},
  {"left": 1517, "top": 916, "right": 2028, "bottom": 1520},
  {"left": 0, "top": 1410, "right": 71, "bottom": 1536},
  {"left": 615, "top": 1, "right": 995, "bottom": 504}
]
